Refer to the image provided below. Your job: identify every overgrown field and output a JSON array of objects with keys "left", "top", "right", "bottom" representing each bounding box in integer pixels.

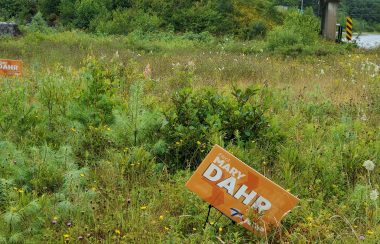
[{"left": 0, "top": 32, "right": 379, "bottom": 243}]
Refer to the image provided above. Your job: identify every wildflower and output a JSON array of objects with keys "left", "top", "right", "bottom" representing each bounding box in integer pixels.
[
  {"left": 363, "top": 160, "right": 375, "bottom": 171},
  {"left": 175, "top": 141, "right": 180, "bottom": 145},
  {"left": 164, "top": 226, "right": 169, "bottom": 231},
  {"left": 140, "top": 206, "right": 147, "bottom": 210},
  {"left": 197, "top": 141, "right": 201, "bottom": 145},
  {"left": 52, "top": 220, "right": 57, "bottom": 225},
  {"left": 107, "top": 127, "right": 111, "bottom": 131},
  {"left": 115, "top": 229, "right": 121, "bottom": 235},
  {"left": 78, "top": 236, "right": 84, "bottom": 241},
  {"left": 159, "top": 215, "right": 164, "bottom": 220},
  {"left": 192, "top": 227, "right": 197, "bottom": 231},
  {"left": 359, "top": 235, "right": 365, "bottom": 241},
  {"left": 17, "top": 189, "right": 24, "bottom": 193},
  {"left": 71, "top": 128, "right": 76, "bottom": 132},
  {"left": 219, "top": 227, "right": 223, "bottom": 233},
  {"left": 210, "top": 221, "right": 215, "bottom": 225},
  {"left": 123, "top": 147, "right": 129, "bottom": 152},
  {"left": 63, "top": 234, "right": 70, "bottom": 238},
  {"left": 306, "top": 216, "right": 313, "bottom": 222},
  {"left": 80, "top": 173, "right": 85, "bottom": 177},
  {"left": 367, "top": 230, "right": 374, "bottom": 235},
  {"left": 370, "top": 189, "right": 379, "bottom": 201},
  {"left": 66, "top": 222, "right": 72, "bottom": 227}
]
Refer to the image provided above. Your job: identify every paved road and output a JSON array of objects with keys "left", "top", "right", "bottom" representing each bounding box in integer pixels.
[{"left": 353, "top": 33, "right": 380, "bottom": 49}]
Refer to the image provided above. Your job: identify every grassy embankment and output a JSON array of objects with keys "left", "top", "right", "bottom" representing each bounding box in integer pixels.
[{"left": 0, "top": 31, "right": 379, "bottom": 243}]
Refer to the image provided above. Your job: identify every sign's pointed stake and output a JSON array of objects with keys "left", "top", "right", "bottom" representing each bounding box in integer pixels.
[{"left": 203, "top": 204, "right": 212, "bottom": 228}]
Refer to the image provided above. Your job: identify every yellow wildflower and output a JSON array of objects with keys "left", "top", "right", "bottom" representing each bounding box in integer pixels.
[
  {"left": 164, "top": 226, "right": 169, "bottom": 231},
  {"left": 219, "top": 227, "right": 223, "bottom": 232},
  {"left": 140, "top": 206, "right": 147, "bottom": 210},
  {"left": 210, "top": 221, "right": 215, "bottom": 225},
  {"left": 115, "top": 229, "right": 121, "bottom": 235},
  {"left": 70, "top": 128, "right": 76, "bottom": 132},
  {"left": 175, "top": 141, "right": 180, "bottom": 145},
  {"left": 306, "top": 216, "right": 313, "bottom": 222},
  {"left": 63, "top": 234, "right": 70, "bottom": 238},
  {"left": 159, "top": 215, "right": 164, "bottom": 220},
  {"left": 80, "top": 173, "right": 85, "bottom": 177},
  {"left": 367, "top": 230, "right": 374, "bottom": 235},
  {"left": 197, "top": 141, "right": 201, "bottom": 145},
  {"left": 192, "top": 227, "right": 197, "bottom": 231},
  {"left": 17, "top": 189, "right": 24, "bottom": 193}
]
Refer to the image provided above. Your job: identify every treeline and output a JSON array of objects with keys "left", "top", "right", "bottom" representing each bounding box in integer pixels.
[
  {"left": 340, "top": 0, "right": 380, "bottom": 32},
  {"left": 0, "top": 0, "right": 285, "bottom": 39}
]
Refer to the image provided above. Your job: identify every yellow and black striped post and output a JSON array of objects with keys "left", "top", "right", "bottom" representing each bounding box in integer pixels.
[{"left": 346, "top": 16, "right": 353, "bottom": 41}]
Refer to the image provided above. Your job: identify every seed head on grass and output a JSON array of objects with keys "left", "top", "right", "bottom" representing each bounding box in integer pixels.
[
  {"left": 370, "top": 189, "right": 378, "bottom": 201},
  {"left": 363, "top": 160, "right": 375, "bottom": 171}
]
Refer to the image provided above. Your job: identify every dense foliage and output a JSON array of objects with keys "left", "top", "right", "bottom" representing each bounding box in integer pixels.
[{"left": 0, "top": 0, "right": 283, "bottom": 39}]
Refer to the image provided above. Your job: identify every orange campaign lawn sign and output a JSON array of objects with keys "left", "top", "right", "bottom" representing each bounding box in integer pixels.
[
  {"left": 186, "top": 145, "right": 299, "bottom": 234},
  {"left": 0, "top": 59, "right": 23, "bottom": 77}
]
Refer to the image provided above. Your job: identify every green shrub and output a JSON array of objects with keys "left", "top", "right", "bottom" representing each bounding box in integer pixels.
[
  {"left": 95, "top": 9, "right": 162, "bottom": 35},
  {"left": 159, "top": 86, "right": 272, "bottom": 169},
  {"left": 75, "top": 0, "right": 106, "bottom": 29},
  {"left": 26, "top": 12, "right": 50, "bottom": 33},
  {"left": 58, "top": 0, "right": 77, "bottom": 27},
  {"left": 243, "top": 21, "right": 268, "bottom": 40},
  {"left": 266, "top": 8, "right": 320, "bottom": 54}
]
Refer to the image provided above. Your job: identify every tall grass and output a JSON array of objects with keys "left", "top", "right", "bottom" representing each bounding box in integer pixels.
[{"left": 0, "top": 32, "right": 379, "bottom": 242}]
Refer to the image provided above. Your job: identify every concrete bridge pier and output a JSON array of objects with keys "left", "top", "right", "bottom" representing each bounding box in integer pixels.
[{"left": 320, "top": 0, "right": 340, "bottom": 40}]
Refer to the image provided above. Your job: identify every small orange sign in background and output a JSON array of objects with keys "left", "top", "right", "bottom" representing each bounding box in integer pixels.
[
  {"left": 0, "top": 59, "right": 23, "bottom": 77},
  {"left": 186, "top": 145, "right": 299, "bottom": 234}
]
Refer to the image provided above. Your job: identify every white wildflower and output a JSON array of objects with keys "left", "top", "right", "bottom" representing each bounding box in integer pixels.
[
  {"left": 370, "top": 189, "right": 379, "bottom": 201},
  {"left": 320, "top": 69, "right": 325, "bottom": 75},
  {"left": 363, "top": 160, "right": 375, "bottom": 171}
]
